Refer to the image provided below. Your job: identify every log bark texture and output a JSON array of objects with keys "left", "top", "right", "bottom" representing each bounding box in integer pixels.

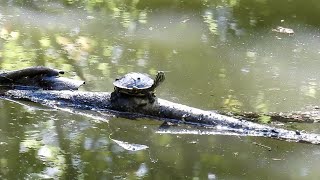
[
  {"left": 4, "top": 89, "right": 320, "bottom": 145},
  {"left": 1, "top": 66, "right": 320, "bottom": 145}
]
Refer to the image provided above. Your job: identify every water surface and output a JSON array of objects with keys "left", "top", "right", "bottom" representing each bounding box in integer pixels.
[{"left": 1, "top": 1, "right": 320, "bottom": 179}]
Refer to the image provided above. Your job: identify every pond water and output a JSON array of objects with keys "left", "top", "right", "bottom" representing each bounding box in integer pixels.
[{"left": 1, "top": 0, "right": 320, "bottom": 179}]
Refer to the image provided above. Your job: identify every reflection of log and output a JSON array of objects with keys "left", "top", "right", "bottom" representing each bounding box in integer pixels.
[{"left": 1, "top": 67, "right": 320, "bottom": 145}]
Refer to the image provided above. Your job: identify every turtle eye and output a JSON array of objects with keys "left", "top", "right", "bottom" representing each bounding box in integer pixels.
[{"left": 137, "top": 77, "right": 141, "bottom": 80}]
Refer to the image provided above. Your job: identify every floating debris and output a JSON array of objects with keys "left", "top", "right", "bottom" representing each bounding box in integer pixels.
[
  {"left": 272, "top": 158, "right": 283, "bottom": 161},
  {"left": 111, "top": 138, "right": 149, "bottom": 151},
  {"left": 272, "top": 26, "right": 294, "bottom": 35}
]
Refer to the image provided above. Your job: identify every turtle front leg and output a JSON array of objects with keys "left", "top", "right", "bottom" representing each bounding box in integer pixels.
[
  {"left": 111, "top": 88, "right": 120, "bottom": 102},
  {"left": 147, "top": 92, "right": 156, "bottom": 104}
]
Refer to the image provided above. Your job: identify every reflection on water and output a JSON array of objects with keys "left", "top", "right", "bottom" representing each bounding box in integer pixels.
[{"left": 1, "top": 0, "right": 320, "bottom": 179}]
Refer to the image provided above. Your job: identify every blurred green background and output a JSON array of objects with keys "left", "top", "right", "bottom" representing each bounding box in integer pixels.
[{"left": 1, "top": 0, "right": 320, "bottom": 179}]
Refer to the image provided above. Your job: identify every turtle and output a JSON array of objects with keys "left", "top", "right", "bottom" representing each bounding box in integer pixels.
[{"left": 111, "top": 71, "right": 165, "bottom": 103}]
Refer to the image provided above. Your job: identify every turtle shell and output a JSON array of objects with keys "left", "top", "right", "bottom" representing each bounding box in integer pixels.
[{"left": 113, "top": 72, "right": 154, "bottom": 91}]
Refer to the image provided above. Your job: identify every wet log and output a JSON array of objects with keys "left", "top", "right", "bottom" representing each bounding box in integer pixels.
[
  {"left": 1, "top": 67, "right": 320, "bottom": 145},
  {"left": 3, "top": 89, "right": 320, "bottom": 145}
]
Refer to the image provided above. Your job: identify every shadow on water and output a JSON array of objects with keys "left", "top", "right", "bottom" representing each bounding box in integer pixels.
[{"left": 1, "top": 0, "right": 320, "bottom": 179}]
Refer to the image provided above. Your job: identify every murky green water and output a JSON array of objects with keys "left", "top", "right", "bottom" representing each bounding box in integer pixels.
[{"left": 1, "top": 1, "right": 320, "bottom": 179}]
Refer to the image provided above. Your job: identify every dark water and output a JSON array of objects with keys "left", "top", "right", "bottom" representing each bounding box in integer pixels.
[{"left": 1, "top": 1, "right": 320, "bottom": 179}]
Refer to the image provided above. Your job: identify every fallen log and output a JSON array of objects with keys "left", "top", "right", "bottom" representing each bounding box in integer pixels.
[
  {"left": 3, "top": 89, "right": 320, "bottom": 144},
  {"left": 1, "top": 67, "right": 320, "bottom": 145}
]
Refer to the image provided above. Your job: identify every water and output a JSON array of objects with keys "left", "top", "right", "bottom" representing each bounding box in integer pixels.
[{"left": 1, "top": 1, "right": 320, "bottom": 179}]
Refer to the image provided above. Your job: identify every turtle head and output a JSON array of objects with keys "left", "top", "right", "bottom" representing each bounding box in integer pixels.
[{"left": 152, "top": 71, "right": 165, "bottom": 89}]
